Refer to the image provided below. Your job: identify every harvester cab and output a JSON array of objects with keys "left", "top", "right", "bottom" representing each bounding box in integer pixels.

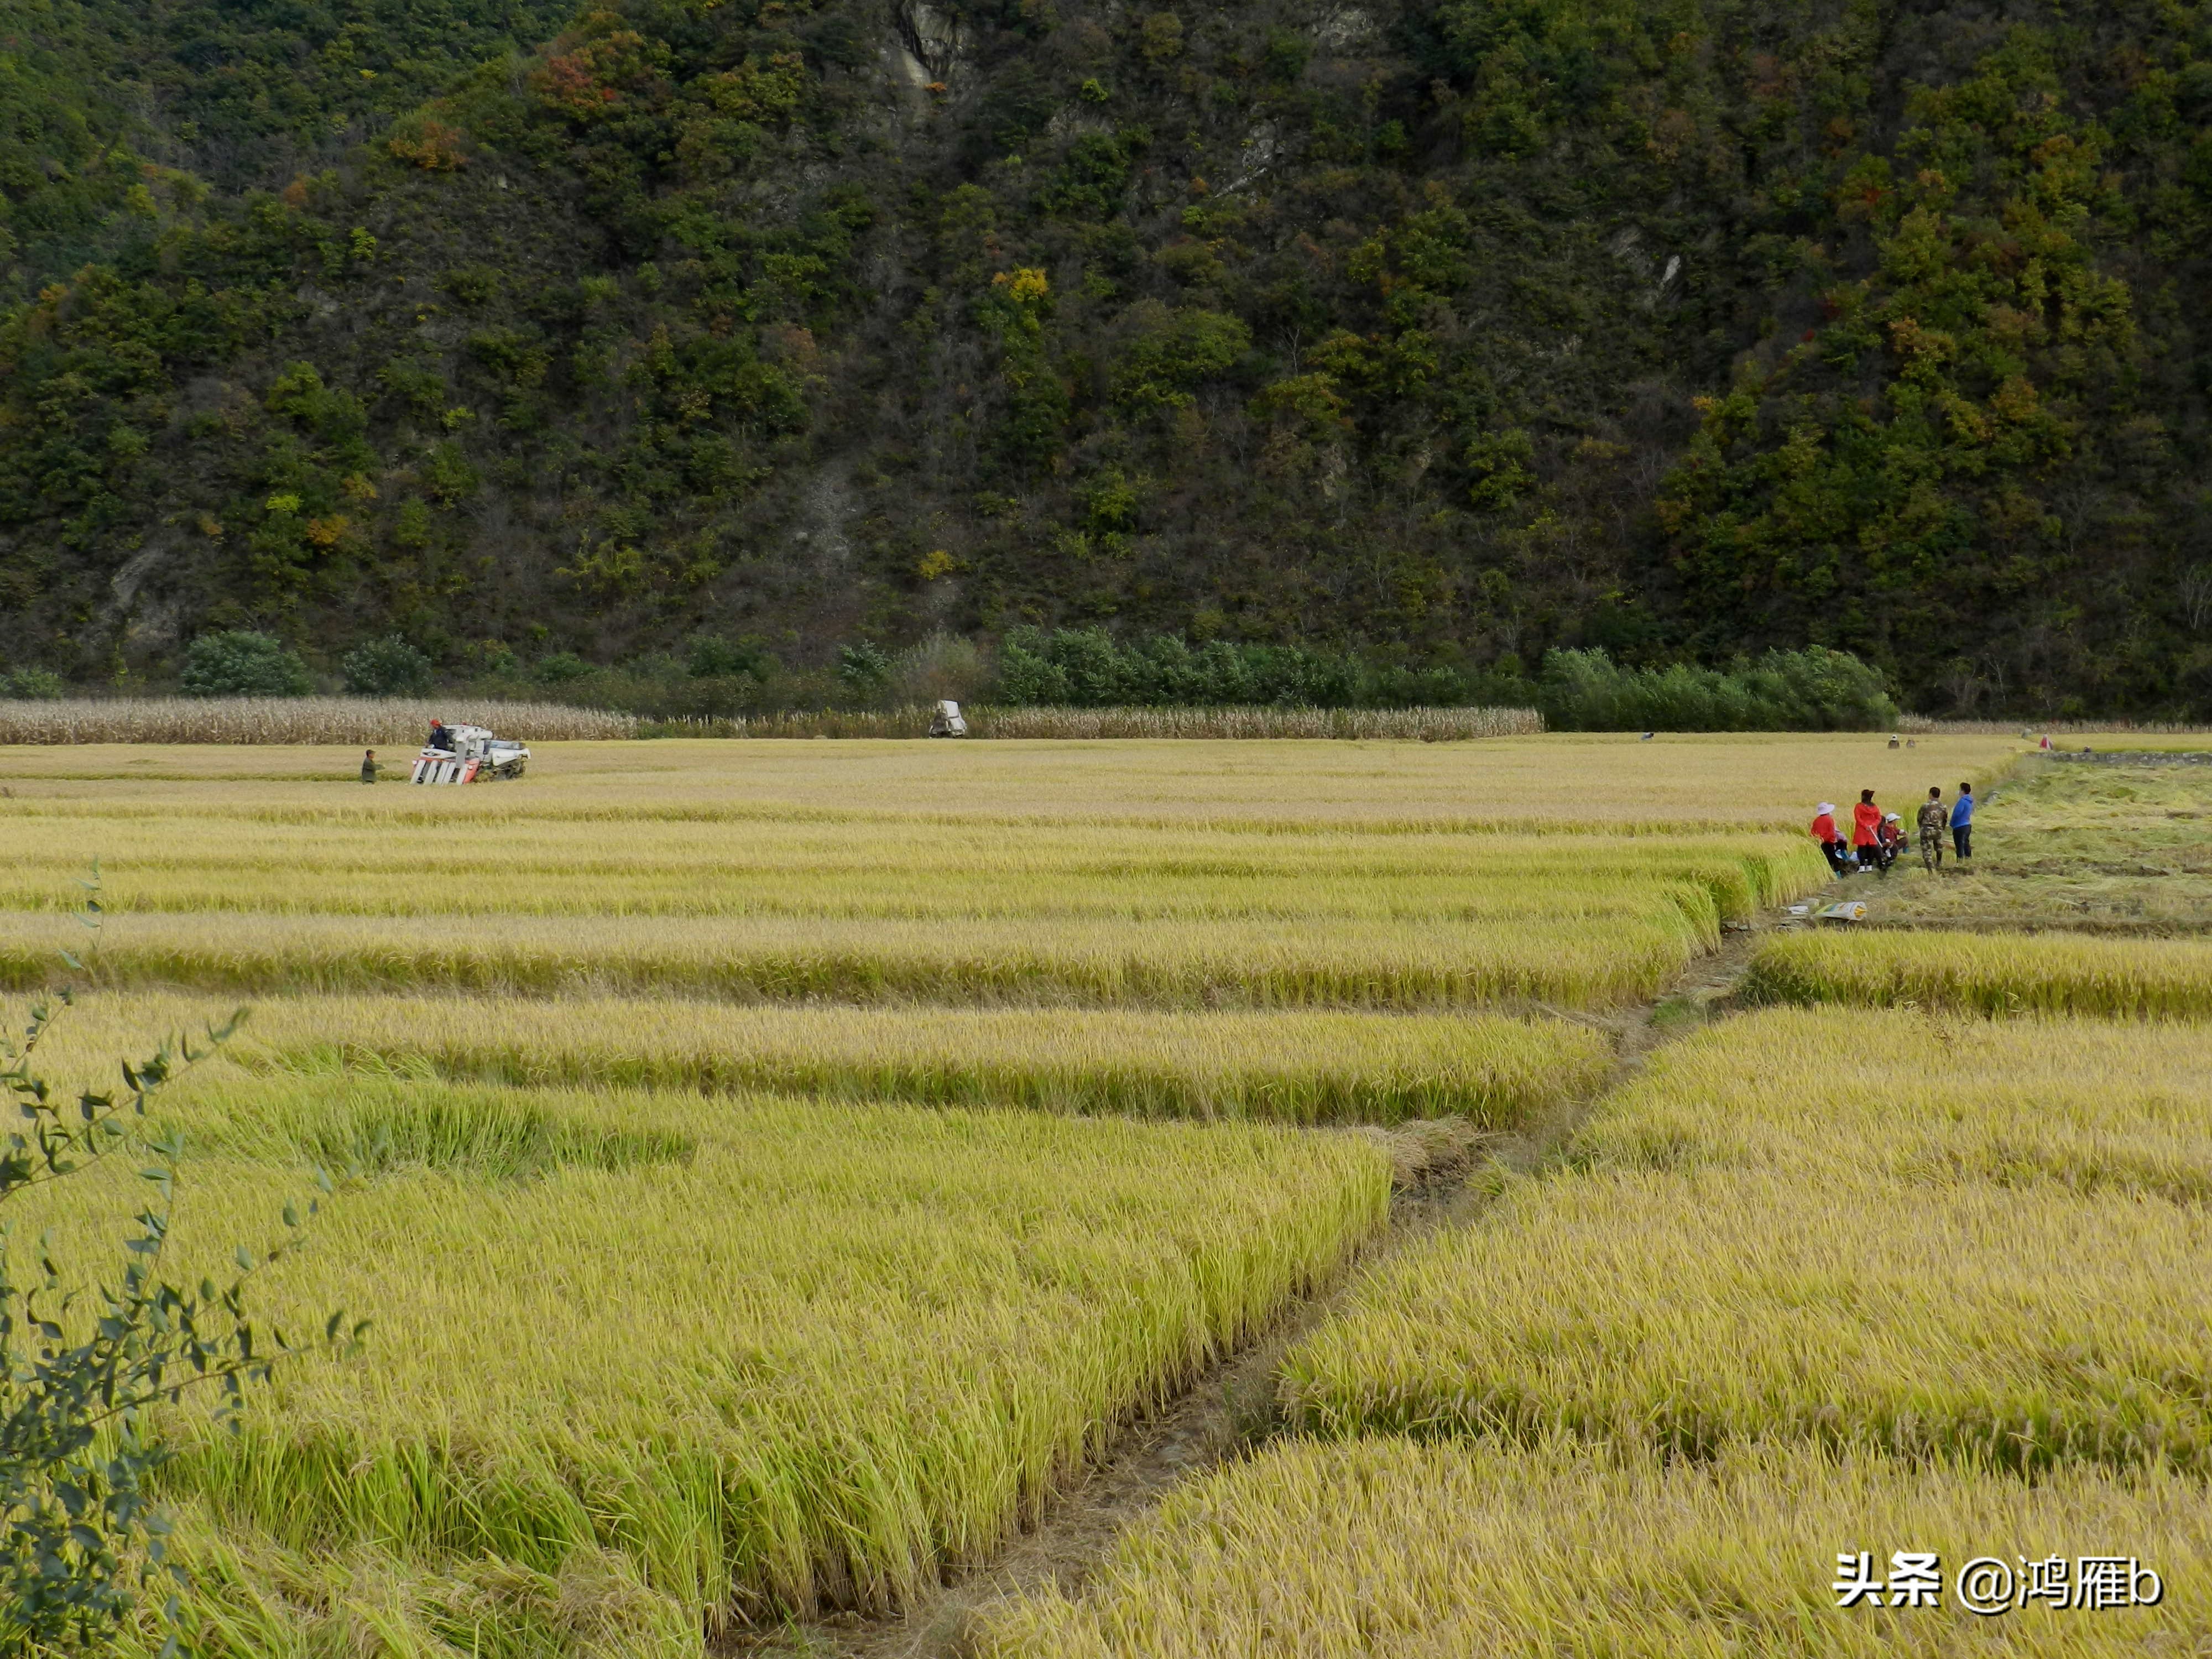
[
  {"left": 411, "top": 723, "right": 530, "bottom": 785},
  {"left": 929, "top": 700, "right": 968, "bottom": 737}
]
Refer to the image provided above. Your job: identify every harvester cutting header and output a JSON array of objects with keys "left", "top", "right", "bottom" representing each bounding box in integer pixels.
[{"left": 411, "top": 719, "right": 530, "bottom": 784}]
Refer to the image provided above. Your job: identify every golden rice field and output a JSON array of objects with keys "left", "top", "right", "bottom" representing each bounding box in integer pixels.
[
  {"left": 0, "top": 739, "right": 1887, "bottom": 1008},
  {"left": 26, "top": 1072, "right": 1384, "bottom": 1644},
  {"left": 1279, "top": 1009, "right": 2212, "bottom": 1470},
  {"left": 0, "top": 815, "right": 1815, "bottom": 924},
  {"left": 38, "top": 990, "right": 1609, "bottom": 1127},
  {"left": 0, "top": 729, "right": 2015, "bottom": 825},
  {"left": 1745, "top": 928, "right": 2212, "bottom": 1018},
  {"left": 3, "top": 906, "right": 1751, "bottom": 1009},
  {"left": 977, "top": 1437, "right": 2211, "bottom": 1657},
  {"left": 27, "top": 728, "right": 2192, "bottom": 1656}
]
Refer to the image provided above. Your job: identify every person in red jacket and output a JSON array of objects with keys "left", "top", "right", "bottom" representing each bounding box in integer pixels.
[
  {"left": 1810, "top": 802, "right": 1848, "bottom": 875},
  {"left": 1851, "top": 789, "right": 1884, "bottom": 874}
]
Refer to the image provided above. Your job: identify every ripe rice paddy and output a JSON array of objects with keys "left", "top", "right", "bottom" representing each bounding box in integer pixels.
[
  {"left": 0, "top": 729, "right": 2018, "bottom": 826},
  {"left": 976, "top": 1437, "right": 2210, "bottom": 1657},
  {"left": 1744, "top": 928, "right": 2212, "bottom": 1019},
  {"left": 0, "top": 746, "right": 1848, "bottom": 1008},
  {"left": 988, "top": 992, "right": 2211, "bottom": 1655},
  {"left": 39, "top": 990, "right": 1610, "bottom": 1128},
  {"left": 22, "top": 1073, "right": 1387, "bottom": 1639},
  {"left": 1279, "top": 1009, "right": 2212, "bottom": 1470},
  {"left": 0, "top": 906, "right": 1746, "bottom": 1009},
  {"left": 0, "top": 816, "right": 1815, "bottom": 925},
  {"left": 18, "top": 729, "right": 2181, "bottom": 1654}
]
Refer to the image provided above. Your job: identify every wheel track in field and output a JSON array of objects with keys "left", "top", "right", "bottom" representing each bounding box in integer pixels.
[{"left": 721, "top": 905, "right": 1843, "bottom": 1659}]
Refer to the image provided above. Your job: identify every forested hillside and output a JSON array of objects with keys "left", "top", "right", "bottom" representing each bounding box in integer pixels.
[{"left": 3, "top": 0, "right": 2210, "bottom": 713}]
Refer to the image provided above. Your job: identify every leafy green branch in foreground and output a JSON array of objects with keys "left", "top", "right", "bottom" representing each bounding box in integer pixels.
[{"left": 0, "top": 876, "right": 366, "bottom": 1656}]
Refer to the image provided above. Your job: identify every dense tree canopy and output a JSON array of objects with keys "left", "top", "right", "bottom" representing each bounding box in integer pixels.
[{"left": 1, "top": 0, "right": 2208, "bottom": 713}]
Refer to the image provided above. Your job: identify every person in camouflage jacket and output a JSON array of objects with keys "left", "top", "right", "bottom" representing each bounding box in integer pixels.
[{"left": 1916, "top": 787, "right": 1948, "bottom": 871}]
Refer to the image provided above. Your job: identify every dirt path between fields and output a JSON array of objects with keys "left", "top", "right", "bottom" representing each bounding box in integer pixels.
[{"left": 722, "top": 916, "right": 1823, "bottom": 1659}]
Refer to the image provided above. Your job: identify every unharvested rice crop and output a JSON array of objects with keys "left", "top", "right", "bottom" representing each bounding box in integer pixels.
[
  {"left": 13, "top": 1073, "right": 1387, "bottom": 1639},
  {"left": 975, "top": 1437, "right": 2209, "bottom": 1657},
  {"left": 0, "top": 698, "right": 635, "bottom": 744},
  {"left": 1744, "top": 928, "right": 2212, "bottom": 1019},
  {"left": 0, "top": 909, "right": 1723, "bottom": 1009},
  {"left": 0, "top": 731, "right": 2022, "bottom": 829},
  {"left": 1280, "top": 1009, "right": 2212, "bottom": 1472},
  {"left": 115, "top": 1502, "right": 721, "bottom": 1657},
  {"left": 0, "top": 770, "right": 1830, "bottom": 1005},
  {"left": 41, "top": 991, "right": 1612, "bottom": 1128},
  {"left": 0, "top": 732, "right": 2039, "bottom": 1652},
  {"left": 123, "top": 1513, "right": 700, "bottom": 1657},
  {"left": 1564, "top": 1007, "right": 2212, "bottom": 1194},
  {"left": 0, "top": 813, "right": 1835, "bottom": 925}
]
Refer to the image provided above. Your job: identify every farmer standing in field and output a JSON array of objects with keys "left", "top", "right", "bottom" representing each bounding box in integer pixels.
[
  {"left": 1917, "top": 786, "right": 1947, "bottom": 872},
  {"left": 1951, "top": 781, "right": 1975, "bottom": 860},
  {"left": 1851, "top": 789, "right": 1884, "bottom": 875},
  {"left": 1810, "top": 802, "right": 1848, "bottom": 875},
  {"left": 361, "top": 748, "right": 378, "bottom": 785}
]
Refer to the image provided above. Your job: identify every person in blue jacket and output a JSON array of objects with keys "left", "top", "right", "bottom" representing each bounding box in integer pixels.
[{"left": 1950, "top": 781, "right": 1974, "bottom": 860}]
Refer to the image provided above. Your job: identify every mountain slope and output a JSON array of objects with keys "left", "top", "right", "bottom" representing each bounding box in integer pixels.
[{"left": 2, "top": 0, "right": 2209, "bottom": 711}]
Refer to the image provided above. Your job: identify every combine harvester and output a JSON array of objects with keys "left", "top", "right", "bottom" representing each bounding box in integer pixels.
[{"left": 410, "top": 723, "right": 531, "bottom": 785}]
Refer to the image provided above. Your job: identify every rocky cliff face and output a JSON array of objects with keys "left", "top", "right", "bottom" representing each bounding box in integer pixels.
[{"left": 4, "top": 0, "right": 2211, "bottom": 711}]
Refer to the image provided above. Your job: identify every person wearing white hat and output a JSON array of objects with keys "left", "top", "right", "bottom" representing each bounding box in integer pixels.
[
  {"left": 1875, "top": 811, "right": 1905, "bottom": 873},
  {"left": 1809, "top": 802, "right": 1848, "bottom": 875}
]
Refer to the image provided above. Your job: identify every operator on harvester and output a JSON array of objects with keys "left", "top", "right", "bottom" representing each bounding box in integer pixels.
[{"left": 427, "top": 718, "right": 455, "bottom": 754}]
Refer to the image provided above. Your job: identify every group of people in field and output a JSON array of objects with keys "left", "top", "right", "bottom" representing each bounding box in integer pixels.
[{"left": 1811, "top": 782, "right": 1974, "bottom": 877}]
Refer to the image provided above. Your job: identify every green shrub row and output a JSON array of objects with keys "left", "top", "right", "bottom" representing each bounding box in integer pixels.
[
  {"left": 17, "top": 629, "right": 1897, "bottom": 732},
  {"left": 994, "top": 630, "right": 1896, "bottom": 730}
]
